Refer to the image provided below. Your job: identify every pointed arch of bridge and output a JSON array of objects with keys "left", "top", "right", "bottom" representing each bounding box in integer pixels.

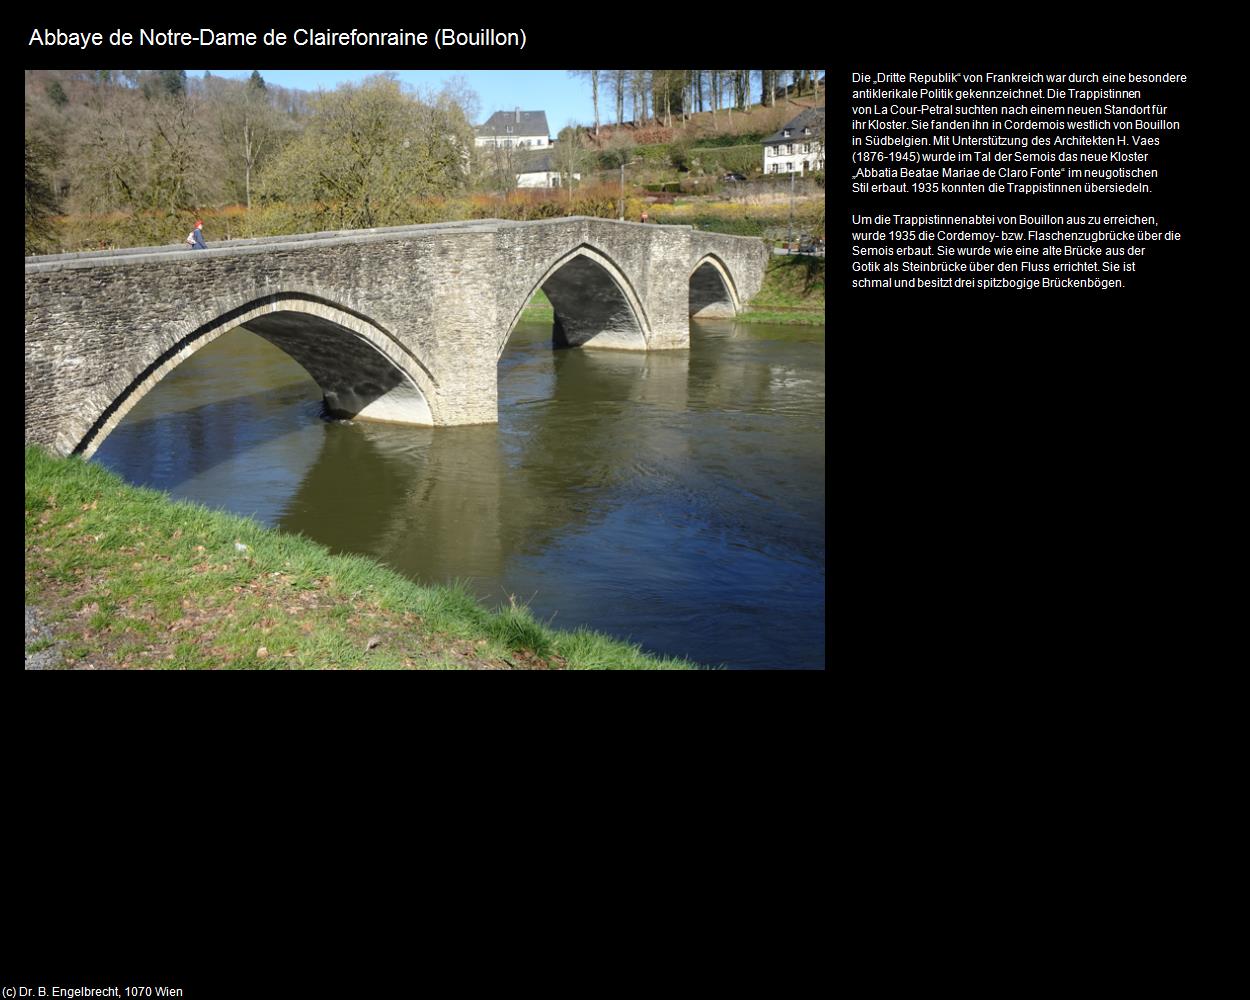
[
  {"left": 689, "top": 253, "right": 743, "bottom": 318},
  {"left": 499, "top": 243, "right": 651, "bottom": 357},
  {"left": 70, "top": 292, "right": 440, "bottom": 460}
]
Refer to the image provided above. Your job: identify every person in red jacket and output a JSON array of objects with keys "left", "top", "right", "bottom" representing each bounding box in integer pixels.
[{"left": 186, "top": 219, "right": 207, "bottom": 249}]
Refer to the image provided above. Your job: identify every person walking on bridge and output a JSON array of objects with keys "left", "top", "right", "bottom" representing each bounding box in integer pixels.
[{"left": 185, "top": 219, "right": 207, "bottom": 250}]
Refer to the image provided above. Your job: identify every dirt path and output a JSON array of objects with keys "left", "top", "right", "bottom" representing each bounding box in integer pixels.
[{"left": 24, "top": 605, "right": 61, "bottom": 670}]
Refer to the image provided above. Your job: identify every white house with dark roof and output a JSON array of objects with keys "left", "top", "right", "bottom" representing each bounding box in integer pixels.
[
  {"left": 515, "top": 150, "right": 580, "bottom": 188},
  {"left": 475, "top": 109, "right": 551, "bottom": 149},
  {"left": 763, "top": 108, "right": 824, "bottom": 175}
]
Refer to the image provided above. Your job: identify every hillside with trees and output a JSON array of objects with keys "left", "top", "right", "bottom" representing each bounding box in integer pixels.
[{"left": 24, "top": 69, "right": 824, "bottom": 255}]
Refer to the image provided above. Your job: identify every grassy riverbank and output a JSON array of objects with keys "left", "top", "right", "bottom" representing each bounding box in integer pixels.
[
  {"left": 24, "top": 446, "right": 698, "bottom": 669},
  {"left": 739, "top": 255, "right": 825, "bottom": 325}
]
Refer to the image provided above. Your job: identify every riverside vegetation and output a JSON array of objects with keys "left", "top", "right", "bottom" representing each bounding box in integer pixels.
[{"left": 25, "top": 446, "right": 700, "bottom": 669}]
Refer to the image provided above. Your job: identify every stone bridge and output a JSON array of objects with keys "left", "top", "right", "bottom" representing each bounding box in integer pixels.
[{"left": 25, "top": 217, "right": 769, "bottom": 458}]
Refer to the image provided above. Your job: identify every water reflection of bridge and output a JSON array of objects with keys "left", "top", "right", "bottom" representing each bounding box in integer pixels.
[{"left": 275, "top": 320, "right": 820, "bottom": 593}]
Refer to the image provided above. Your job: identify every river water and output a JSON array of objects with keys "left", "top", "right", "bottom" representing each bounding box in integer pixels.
[{"left": 93, "top": 319, "right": 825, "bottom": 668}]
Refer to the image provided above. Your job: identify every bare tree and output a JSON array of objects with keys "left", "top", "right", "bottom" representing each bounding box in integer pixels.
[
  {"left": 722, "top": 71, "right": 738, "bottom": 124},
  {"left": 759, "top": 70, "right": 779, "bottom": 107},
  {"left": 25, "top": 128, "right": 59, "bottom": 254},
  {"left": 70, "top": 79, "right": 218, "bottom": 217},
  {"left": 146, "top": 93, "right": 204, "bottom": 215},
  {"left": 609, "top": 70, "right": 627, "bottom": 127},
  {"left": 555, "top": 122, "right": 587, "bottom": 205},
  {"left": 629, "top": 70, "right": 650, "bottom": 125},
  {"left": 486, "top": 140, "right": 519, "bottom": 197},
  {"left": 213, "top": 71, "right": 287, "bottom": 210},
  {"left": 602, "top": 132, "right": 636, "bottom": 219},
  {"left": 436, "top": 74, "right": 480, "bottom": 125},
  {"left": 571, "top": 70, "right": 601, "bottom": 137},
  {"left": 70, "top": 82, "right": 146, "bottom": 212}
]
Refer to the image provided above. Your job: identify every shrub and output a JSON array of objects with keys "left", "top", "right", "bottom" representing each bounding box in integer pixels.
[
  {"left": 689, "top": 145, "right": 763, "bottom": 177},
  {"left": 690, "top": 132, "right": 769, "bottom": 148}
]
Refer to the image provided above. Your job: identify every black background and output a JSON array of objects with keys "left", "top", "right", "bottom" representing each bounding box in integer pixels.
[{"left": 18, "top": 12, "right": 1214, "bottom": 985}]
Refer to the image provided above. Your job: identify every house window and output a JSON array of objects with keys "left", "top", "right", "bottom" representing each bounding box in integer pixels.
[
  {"left": 787, "top": 144, "right": 794, "bottom": 155},
  {"left": 770, "top": 164, "right": 778, "bottom": 174},
  {"left": 766, "top": 145, "right": 773, "bottom": 156},
  {"left": 506, "top": 125, "right": 513, "bottom": 134},
  {"left": 783, "top": 129, "right": 791, "bottom": 137}
]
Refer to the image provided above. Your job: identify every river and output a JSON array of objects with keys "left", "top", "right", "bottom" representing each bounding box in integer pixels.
[{"left": 93, "top": 318, "right": 825, "bottom": 668}]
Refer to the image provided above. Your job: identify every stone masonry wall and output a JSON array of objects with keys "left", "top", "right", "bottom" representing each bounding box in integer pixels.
[{"left": 25, "top": 220, "right": 768, "bottom": 456}]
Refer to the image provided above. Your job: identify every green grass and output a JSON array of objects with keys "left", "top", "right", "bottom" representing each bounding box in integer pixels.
[
  {"left": 519, "top": 288, "right": 553, "bottom": 323},
  {"left": 740, "top": 255, "right": 824, "bottom": 325},
  {"left": 24, "top": 445, "right": 699, "bottom": 670}
]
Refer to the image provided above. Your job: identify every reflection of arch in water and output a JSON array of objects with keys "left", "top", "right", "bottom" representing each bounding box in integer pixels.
[
  {"left": 549, "top": 344, "right": 691, "bottom": 415},
  {"left": 92, "top": 373, "right": 325, "bottom": 500},
  {"left": 688, "top": 254, "right": 742, "bottom": 319},
  {"left": 279, "top": 419, "right": 509, "bottom": 589},
  {"left": 73, "top": 293, "right": 439, "bottom": 460},
  {"left": 500, "top": 244, "right": 650, "bottom": 356}
]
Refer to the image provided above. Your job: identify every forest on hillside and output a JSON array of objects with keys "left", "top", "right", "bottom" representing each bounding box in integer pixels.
[{"left": 25, "top": 69, "right": 823, "bottom": 254}]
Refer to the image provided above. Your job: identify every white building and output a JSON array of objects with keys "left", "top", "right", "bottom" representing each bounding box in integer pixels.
[
  {"left": 515, "top": 151, "right": 580, "bottom": 189},
  {"left": 475, "top": 109, "right": 551, "bottom": 149},
  {"left": 763, "top": 108, "right": 824, "bottom": 175}
]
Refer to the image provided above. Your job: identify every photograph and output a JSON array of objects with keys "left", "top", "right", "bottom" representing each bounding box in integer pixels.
[{"left": 25, "top": 64, "right": 827, "bottom": 670}]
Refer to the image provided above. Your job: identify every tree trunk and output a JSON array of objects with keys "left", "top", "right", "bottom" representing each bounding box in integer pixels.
[
  {"left": 243, "top": 118, "right": 253, "bottom": 211},
  {"left": 591, "top": 71, "right": 600, "bottom": 138}
]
